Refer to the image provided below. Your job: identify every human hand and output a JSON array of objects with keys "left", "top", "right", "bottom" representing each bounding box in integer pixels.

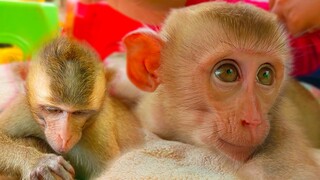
[{"left": 270, "top": 0, "right": 320, "bottom": 36}]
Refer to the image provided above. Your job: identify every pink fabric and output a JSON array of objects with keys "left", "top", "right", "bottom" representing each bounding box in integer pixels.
[{"left": 290, "top": 31, "right": 320, "bottom": 76}]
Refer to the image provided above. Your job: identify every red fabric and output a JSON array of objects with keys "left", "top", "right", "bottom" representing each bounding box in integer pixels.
[
  {"left": 290, "top": 31, "right": 320, "bottom": 76},
  {"left": 72, "top": 2, "right": 143, "bottom": 60}
]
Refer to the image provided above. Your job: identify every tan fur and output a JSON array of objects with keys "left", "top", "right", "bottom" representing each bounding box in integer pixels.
[
  {"left": 285, "top": 79, "right": 320, "bottom": 148},
  {"left": 0, "top": 37, "right": 143, "bottom": 179},
  {"left": 128, "top": 2, "right": 320, "bottom": 178},
  {"left": 63, "top": 95, "right": 143, "bottom": 178}
]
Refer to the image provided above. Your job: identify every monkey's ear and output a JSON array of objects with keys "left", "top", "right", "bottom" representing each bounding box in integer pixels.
[{"left": 124, "top": 30, "right": 162, "bottom": 92}]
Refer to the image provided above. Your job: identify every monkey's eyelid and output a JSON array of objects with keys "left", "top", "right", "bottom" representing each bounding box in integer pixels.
[
  {"left": 213, "top": 59, "right": 239, "bottom": 68},
  {"left": 72, "top": 111, "right": 87, "bottom": 115},
  {"left": 212, "top": 59, "right": 241, "bottom": 75},
  {"left": 258, "top": 63, "right": 274, "bottom": 69},
  {"left": 42, "top": 106, "right": 63, "bottom": 113},
  {"left": 72, "top": 110, "right": 96, "bottom": 116}
]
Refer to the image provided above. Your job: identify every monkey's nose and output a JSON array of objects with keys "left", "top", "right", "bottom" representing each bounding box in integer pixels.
[
  {"left": 59, "top": 134, "right": 72, "bottom": 153},
  {"left": 240, "top": 119, "right": 266, "bottom": 146}
]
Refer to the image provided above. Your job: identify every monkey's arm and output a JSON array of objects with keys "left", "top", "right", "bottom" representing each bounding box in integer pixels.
[
  {"left": 0, "top": 94, "right": 74, "bottom": 179},
  {"left": 0, "top": 94, "right": 42, "bottom": 176},
  {"left": 0, "top": 131, "right": 47, "bottom": 176}
]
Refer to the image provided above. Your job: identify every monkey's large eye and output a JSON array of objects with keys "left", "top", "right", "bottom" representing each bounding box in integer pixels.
[
  {"left": 214, "top": 60, "right": 239, "bottom": 82},
  {"left": 256, "top": 64, "right": 274, "bottom": 86}
]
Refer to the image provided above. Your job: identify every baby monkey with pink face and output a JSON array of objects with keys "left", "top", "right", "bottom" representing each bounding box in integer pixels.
[{"left": 123, "top": 2, "right": 320, "bottom": 178}]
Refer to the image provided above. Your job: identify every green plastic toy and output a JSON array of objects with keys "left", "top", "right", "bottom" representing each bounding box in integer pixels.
[{"left": 0, "top": 0, "right": 59, "bottom": 59}]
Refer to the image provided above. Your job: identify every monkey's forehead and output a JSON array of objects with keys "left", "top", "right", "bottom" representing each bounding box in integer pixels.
[
  {"left": 27, "top": 61, "right": 106, "bottom": 108},
  {"left": 53, "top": 69, "right": 104, "bottom": 106},
  {"left": 161, "top": 2, "right": 290, "bottom": 59},
  {"left": 26, "top": 37, "right": 106, "bottom": 108}
]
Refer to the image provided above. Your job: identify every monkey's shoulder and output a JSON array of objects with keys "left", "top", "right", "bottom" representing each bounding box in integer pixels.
[
  {"left": 96, "top": 96, "right": 140, "bottom": 131},
  {"left": 0, "top": 93, "right": 42, "bottom": 138}
]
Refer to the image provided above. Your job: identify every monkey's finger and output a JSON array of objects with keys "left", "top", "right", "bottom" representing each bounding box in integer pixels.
[
  {"left": 48, "top": 160, "right": 75, "bottom": 179},
  {"left": 59, "top": 159, "right": 76, "bottom": 176},
  {"left": 34, "top": 166, "right": 55, "bottom": 180},
  {"left": 51, "top": 156, "right": 75, "bottom": 176},
  {"left": 29, "top": 171, "right": 39, "bottom": 180},
  {"left": 49, "top": 167, "right": 73, "bottom": 180},
  {"left": 41, "top": 172, "right": 56, "bottom": 180}
]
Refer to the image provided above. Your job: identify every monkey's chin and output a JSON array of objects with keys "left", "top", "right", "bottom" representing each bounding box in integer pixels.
[
  {"left": 217, "top": 138, "right": 256, "bottom": 162},
  {"left": 52, "top": 147, "right": 70, "bottom": 155}
]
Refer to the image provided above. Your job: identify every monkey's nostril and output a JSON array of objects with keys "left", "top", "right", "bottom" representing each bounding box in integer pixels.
[
  {"left": 241, "top": 119, "right": 262, "bottom": 127},
  {"left": 241, "top": 120, "right": 250, "bottom": 126}
]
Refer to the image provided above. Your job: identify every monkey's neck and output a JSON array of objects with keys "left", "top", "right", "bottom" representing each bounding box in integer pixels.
[{"left": 137, "top": 92, "right": 176, "bottom": 140}]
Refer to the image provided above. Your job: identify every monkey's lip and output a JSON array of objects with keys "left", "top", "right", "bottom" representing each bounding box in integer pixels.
[
  {"left": 52, "top": 147, "right": 70, "bottom": 155},
  {"left": 217, "top": 138, "right": 255, "bottom": 161},
  {"left": 218, "top": 138, "right": 252, "bottom": 148}
]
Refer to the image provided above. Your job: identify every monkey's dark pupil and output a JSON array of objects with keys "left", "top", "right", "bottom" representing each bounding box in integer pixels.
[
  {"left": 227, "top": 69, "right": 233, "bottom": 74},
  {"left": 263, "top": 71, "right": 270, "bottom": 79}
]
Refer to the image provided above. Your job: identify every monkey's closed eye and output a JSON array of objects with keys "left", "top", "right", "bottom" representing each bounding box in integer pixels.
[
  {"left": 72, "top": 111, "right": 88, "bottom": 116},
  {"left": 214, "top": 60, "right": 239, "bottom": 83},
  {"left": 43, "top": 106, "right": 63, "bottom": 114},
  {"left": 257, "top": 64, "right": 274, "bottom": 86}
]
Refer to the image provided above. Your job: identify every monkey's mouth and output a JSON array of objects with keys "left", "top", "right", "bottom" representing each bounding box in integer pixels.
[
  {"left": 218, "top": 138, "right": 251, "bottom": 148},
  {"left": 217, "top": 138, "right": 255, "bottom": 162}
]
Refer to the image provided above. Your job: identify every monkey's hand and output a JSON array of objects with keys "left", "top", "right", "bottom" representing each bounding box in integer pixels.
[{"left": 24, "top": 154, "right": 75, "bottom": 180}]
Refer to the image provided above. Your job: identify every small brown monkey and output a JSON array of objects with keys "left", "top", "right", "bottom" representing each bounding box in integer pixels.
[
  {"left": 0, "top": 37, "right": 143, "bottom": 179},
  {"left": 123, "top": 2, "right": 320, "bottom": 178}
]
